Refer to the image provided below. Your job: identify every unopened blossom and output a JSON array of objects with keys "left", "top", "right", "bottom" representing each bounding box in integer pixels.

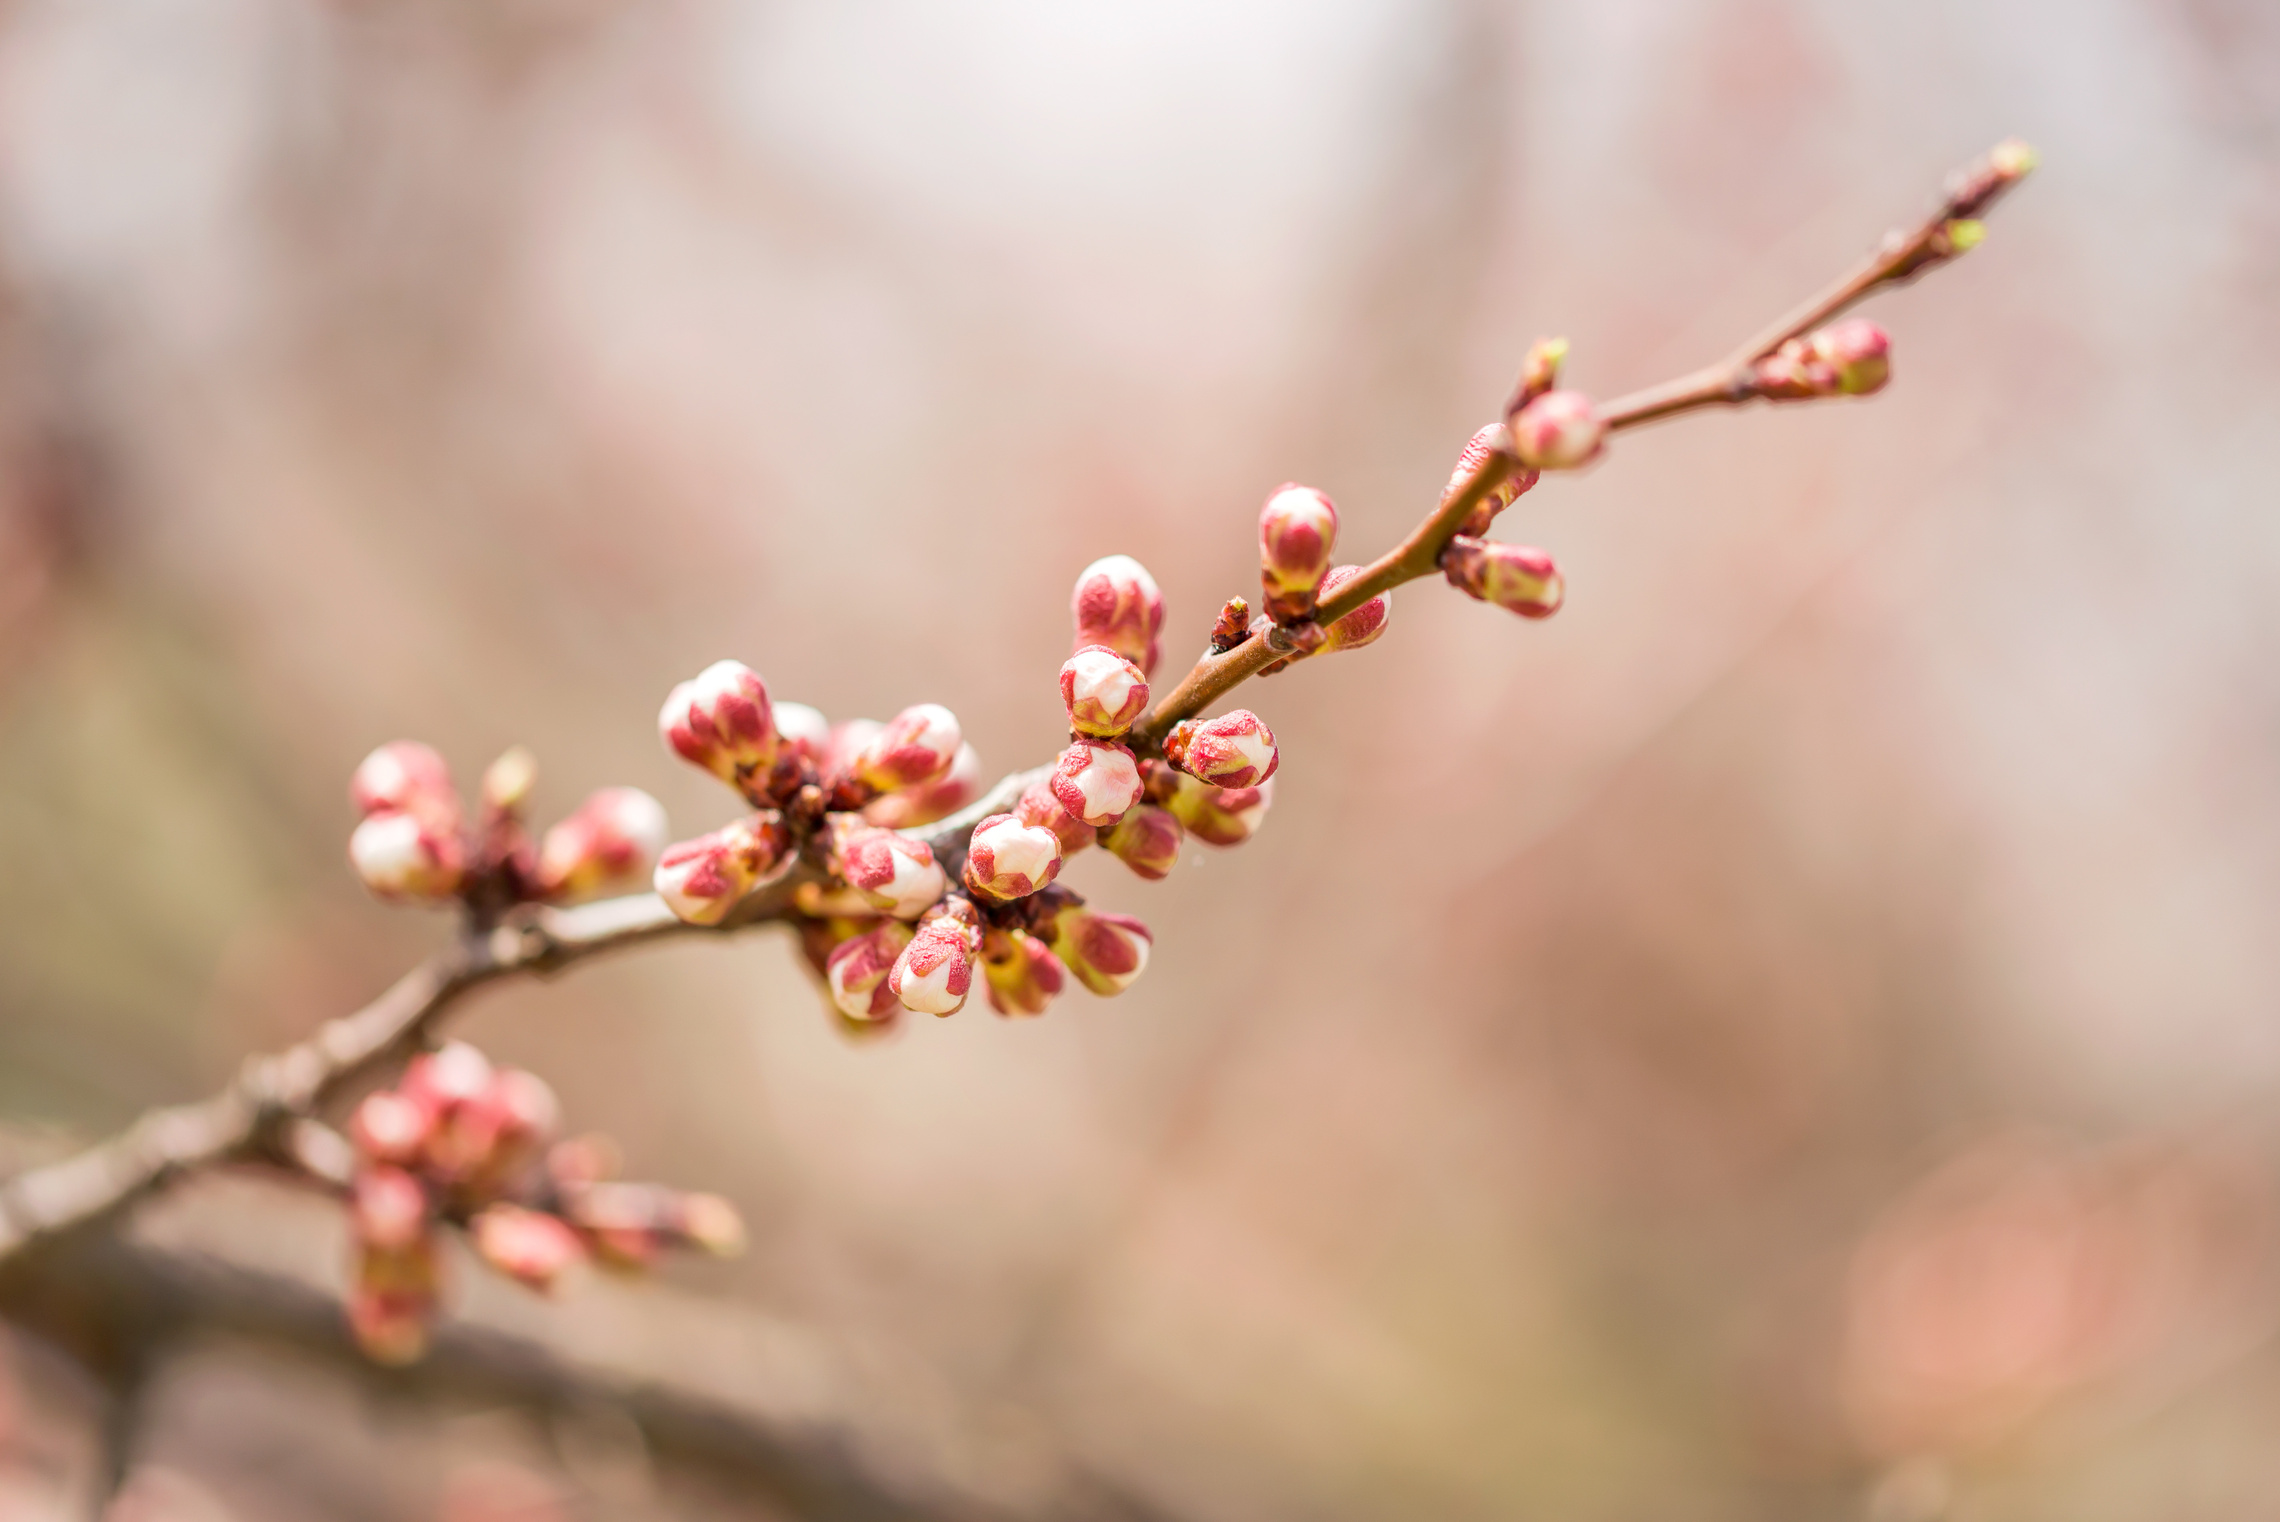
[
  {"left": 795, "top": 912, "right": 882, "bottom": 979},
  {"left": 348, "top": 1233, "right": 441, "bottom": 1365},
  {"left": 351, "top": 1165, "right": 431, "bottom": 1253},
  {"left": 1038, "top": 892, "right": 1153, "bottom": 997},
  {"left": 479, "top": 746, "right": 537, "bottom": 816},
  {"left": 1513, "top": 336, "right": 1568, "bottom": 409},
  {"left": 1016, "top": 780, "right": 1094, "bottom": 857},
  {"left": 864, "top": 742, "right": 982, "bottom": 829},
  {"left": 1314, "top": 565, "right": 1391, "bottom": 655},
  {"left": 1050, "top": 739, "right": 1144, "bottom": 827},
  {"left": 1146, "top": 761, "right": 1273, "bottom": 847},
  {"left": 351, "top": 1090, "right": 436, "bottom": 1167},
  {"left": 1162, "top": 710, "right": 1278, "bottom": 790},
  {"left": 826, "top": 921, "right": 914, "bottom": 1022},
  {"left": 1509, "top": 390, "right": 1605, "bottom": 471},
  {"left": 653, "top": 814, "right": 792, "bottom": 926},
  {"left": 351, "top": 741, "right": 459, "bottom": 824},
  {"left": 832, "top": 824, "right": 946, "bottom": 920},
  {"left": 1258, "top": 484, "right": 1339, "bottom": 622},
  {"left": 980, "top": 927, "right": 1064, "bottom": 1017},
  {"left": 1061, "top": 646, "right": 1151, "bottom": 738},
  {"left": 1440, "top": 536, "right": 1564, "bottom": 619},
  {"left": 823, "top": 717, "right": 883, "bottom": 780},
  {"left": 962, "top": 812, "right": 1063, "bottom": 902},
  {"left": 1811, "top": 319, "right": 1891, "bottom": 395},
  {"left": 561, "top": 1181, "right": 674, "bottom": 1270},
  {"left": 658, "top": 660, "right": 776, "bottom": 783},
  {"left": 1443, "top": 424, "right": 1540, "bottom": 536},
  {"left": 678, "top": 1193, "right": 747, "bottom": 1256},
  {"left": 1100, "top": 805, "right": 1183, "bottom": 880},
  {"left": 349, "top": 809, "right": 466, "bottom": 903},
  {"left": 770, "top": 701, "right": 832, "bottom": 765},
  {"left": 1071, "top": 554, "right": 1166, "bottom": 675},
  {"left": 471, "top": 1204, "right": 586, "bottom": 1293},
  {"left": 888, "top": 914, "right": 977, "bottom": 1016},
  {"left": 481, "top": 1068, "right": 561, "bottom": 1188},
  {"left": 535, "top": 787, "right": 668, "bottom": 903},
  {"left": 851, "top": 703, "right": 962, "bottom": 792}
]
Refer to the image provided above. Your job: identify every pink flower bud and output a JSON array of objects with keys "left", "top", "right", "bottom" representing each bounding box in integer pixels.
[
  {"left": 1809, "top": 319, "right": 1891, "bottom": 396},
  {"left": 770, "top": 701, "right": 832, "bottom": 764},
  {"left": 1315, "top": 564, "right": 1391, "bottom": 655},
  {"left": 653, "top": 814, "right": 793, "bottom": 926},
  {"left": 351, "top": 1165, "right": 431, "bottom": 1252},
  {"left": 1071, "top": 554, "right": 1166, "bottom": 676},
  {"left": 350, "top": 741, "right": 459, "bottom": 823},
  {"left": 1049, "top": 739, "right": 1144, "bottom": 827},
  {"left": 488, "top": 1068, "right": 560, "bottom": 1179},
  {"left": 479, "top": 746, "right": 538, "bottom": 816},
  {"left": 980, "top": 928, "right": 1064, "bottom": 1017},
  {"left": 349, "top": 809, "right": 466, "bottom": 902},
  {"left": 565, "top": 1181, "right": 673, "bottom": 1270},
  {"left": 823, "top": 717, "right": 883, "bottom": 779},
  {"left": 1016, "top": 781, "right": 1094, "bottom": 857},
  {"left": 852, "top": 703, "right": 962, "bottom": 792},
  {"left": 348, "top": 1232, "right": 441, "bottom": 1365},
  {"left": 658, "top": 660, "right": 775, "bottom": 784},
  {"left": 1258, "top": 484, "right": 1338, "bottom": 620},
  {"left": 1162, "top": 710, "right": 1278, "bottom": 790},
  {"left": 1513, "top": 336, "right": 1568, "bottom": 409},
  {"left": 826, "top": 921, "right": 915, "bottom": 1022},
  {"left": 535, "top": 787, "right": 668, "bottom": 903},
  {"left": 1440, "top": 536, "right": 1564, "bottom": 619},
  {"left": 1100, "top": 804, "right": 1184, "bottom": 880},
  {"left": 862, "top": 742, "right": 983, "bottom": 829},
  {"left": 1443, "top": 424, "right": 1540, "bottom": 536},
  {"left": 1509, "top": 390, "right": 1605, "bottom": 471},
  {"left": 1041, "top": 896, "right": 1153, "bottom": 997},
  {"left": 888, "top": 915, "right": 977, "bottom": 1016},
  {"left": 351, "top": 1090, "right": 437, "bottom": 1166},
  {"left": 833, "top": 824, "right": 947, "bottom": 920},
  {"left": 1060, "top": 646, "right": 1151, "bottom": 739},
  {"left": 471, "top": 1204, "right": 586, "bottom": 1292},
  {"left": 962, "top": 813, "right": 1064, "bottom": 903},
  {"left": 1147, "top": 763, "right": 1272, "bottom": 847}
]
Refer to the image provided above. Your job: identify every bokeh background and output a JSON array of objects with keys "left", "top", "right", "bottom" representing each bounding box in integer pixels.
[{"left": 5, "top": 0, "right": 2280, "bottom": 1518}]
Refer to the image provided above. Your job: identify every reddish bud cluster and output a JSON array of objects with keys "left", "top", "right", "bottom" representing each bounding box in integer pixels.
[
  {"left": 343, "top": 1041, "right": 741, "bottom": 1363},
  {"left": 349, "top": 743, "right": 665, "bottom": 915},
  {"left": 1751, "top": 319, "right": 1892, "bottom": 400}
]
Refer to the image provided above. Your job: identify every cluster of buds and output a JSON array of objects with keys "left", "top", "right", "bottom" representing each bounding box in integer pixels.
[
  {"left": 1749, "top": 319, "right": 1893, "bottom": 400},
  {"left": 343, "top": 1042, "right": 741, "bottom": 1363},
  {"left": 1429, "top": 406, "right": 1571, "bottom": 623},
  {"left": 348, "top": 742, "right": 667, "bottom": 917},
  {"left": 777, "top": 554, "right": 1280, "bottom": 1034}
]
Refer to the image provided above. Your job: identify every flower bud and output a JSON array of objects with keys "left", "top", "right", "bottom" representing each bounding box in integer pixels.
[
  {"left": 471, "top": 1204, "right": 586, "bottom": 1292},
  {"left": 1100, "top": 804, "right": 1183, "bottom": 880},
  {"left": 351, "top": 741, "right": 459, "bottom": 823},
  {"left": 1258, "top": 484, "right": 1338, "bottom": 621},
  {"left": 833, "top": 824, "right": 947, "bottom": 920},
  {"left": 1443, "top": 424, "right": 1540, "bottom": 536},
  {"left": 863, "top": 742, "right": 982, "bottom": 829},
  {"left": 826, "top": 921, "right": 915, "bottom": 1022},
  {"left": 349, "top": 809, "right": 466, "bottom": 903},
  {"left": 1071, "top": 554, "right": 1166, "bottom": 676},
  {"left": 1314, "top": 565, "right": 1390, "bottom": 655},
  {"left": 1016, "top": 781, "right": 1093, "bottom": 857},
  {"left": 962, "top": 812, "right": 1063, "bottom": 902},
  {"left": 659, "top": 660, "right": 775, "bottom": 785},
  {"left": 1162, "top": 710, "right": 1278, "bottom": 789},
  {"left": 653, "top": 813, "right": 794, "bottom": 926},
  {"left": 1049, "top": 739, "right": 1144, "bottom": 827},
  {"left": 535, "top": 787, "right": 668, "bottom": 903},
  {"left": 980, "top": 927, "right": 1063, "bottom": 1017},
  {"left": 348, "top": 1233, "right": 441, "bottom": 1365},
  {"left": 888, "top": 915, "right": 977, "bottom": 1016},
  {"left": 1041, "top": 896, "right": 1153, "bottom": 997},
  {"left": 1513, "top": 336, "right": 1568, "bottom": 410},
  {"left": 487, "top": 1068, "right": 560, "bottom": 1177},
  {"left": 1508, "top": 390, "right": 1605, "bottom": 471},
  {"left": 1060, "top": 646, "right": 1150, "bottom": 739},
  {"left": 823, "top": 717, "right": 883, "bottom": 780},
  {"left": 677, "top": 1193, "right": 747, "bottom": 1257},
  {"left": 1440, "top": 536, "right": 1564, "bottom": 618},
  {"left": 1147, "top": 762, "right": 1273, "bottom": 848},
  {"left": 1809, "top": 319, "right": 1890, "bottom": 396},
  {"left": 1209, "top": 595, "right": 1252, "bottom": 655},
  {"left": 852, "top": 703, "right": 962, "bottom": 792},
  {"left": 351, "top": 1090, "right": 436, "bottom": 1166},
  {"left": 479, "top": 746, "right": 538, "bottom": 816},
  {"left": 351, "top": 1165, "right": 431, "bottom": 1252},
  {"left": 770, "top": 701, "right": 832, "bottom": 765}
]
